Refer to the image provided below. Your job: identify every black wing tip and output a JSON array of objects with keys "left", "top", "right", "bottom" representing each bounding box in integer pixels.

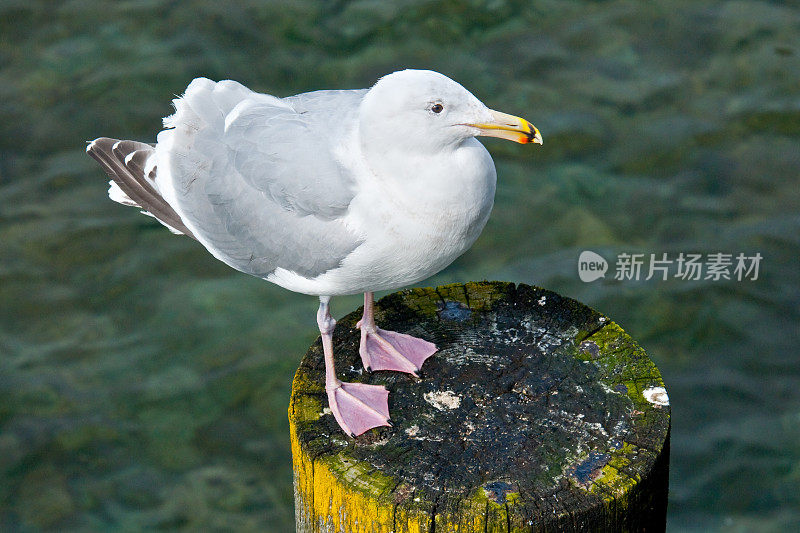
[
  {"left": 86, "top": 137, "right": 118, "bottom": 154},
  {"left": 85, "top": 136, "right": 198, "bottom": 241}
]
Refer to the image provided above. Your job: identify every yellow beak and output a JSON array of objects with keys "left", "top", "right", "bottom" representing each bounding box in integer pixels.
[{"left": 467, "top": 109, "right": 542, "bottom": 145}]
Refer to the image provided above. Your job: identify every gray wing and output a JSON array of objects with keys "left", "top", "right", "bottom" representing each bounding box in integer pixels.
[
  {"left": 157, "top": 78, "right": 365, "bottom": 280},
  {"left": 87, "top": 137, "right": 197, "bottom": 238},
  {"left": 228, "top": 89, "right": 368, "bottom": 218}
]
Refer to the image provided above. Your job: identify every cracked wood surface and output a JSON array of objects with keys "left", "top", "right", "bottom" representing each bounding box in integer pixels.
[{"left": 289, "top": 281, "right": 670, "bottom": 532}]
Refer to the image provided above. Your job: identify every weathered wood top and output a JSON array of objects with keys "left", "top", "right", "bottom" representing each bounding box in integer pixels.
[{"left": 289, "top": 282, "right": 670, "bottom": 532}]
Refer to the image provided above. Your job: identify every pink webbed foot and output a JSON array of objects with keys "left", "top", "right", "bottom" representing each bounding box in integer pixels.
[
  {"left": 326, "top": 380, "right": 391, "bottom": 437},
  {"left": 359, "top": 327, "right": 437, "bottom": 376}
]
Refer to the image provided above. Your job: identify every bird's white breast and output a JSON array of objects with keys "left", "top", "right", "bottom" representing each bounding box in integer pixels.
[{"left": 275, "top": 136, "right": 497, "bottom": 296}]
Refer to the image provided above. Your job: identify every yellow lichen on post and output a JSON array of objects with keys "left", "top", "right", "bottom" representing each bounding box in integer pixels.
[
  {"left": 290, "top": 419, "right": 429, "bottom": 532},
  {"left": 291, "top": 419, "right": 509, "bottom": 533},
  {"left": 289, "top": 365, "right": 430, "bottom": 533}
]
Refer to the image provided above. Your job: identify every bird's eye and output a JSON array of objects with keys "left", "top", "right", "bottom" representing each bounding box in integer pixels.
[{"left": 430, "top": 103, "right": 444, "bottom": 114}]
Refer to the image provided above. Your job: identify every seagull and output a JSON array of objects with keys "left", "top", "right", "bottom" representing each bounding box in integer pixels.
[{"left": 87, "top": 69, "right": 541, "bottom": 437}]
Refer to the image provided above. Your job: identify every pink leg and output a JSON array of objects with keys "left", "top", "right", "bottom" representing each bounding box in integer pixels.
[
  {"left": 357, "top": 292, "right": 437, "bottom": 376},
  {"left": 317, "top": 297, "right": 391, "bottom": 437}
]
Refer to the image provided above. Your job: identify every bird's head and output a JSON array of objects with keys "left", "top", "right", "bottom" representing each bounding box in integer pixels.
[{"left": 359, "top": 69, "right": 542, "bottom": 155}]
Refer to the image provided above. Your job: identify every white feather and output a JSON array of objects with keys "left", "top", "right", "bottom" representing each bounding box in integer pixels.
[{"left": 107, "top": 181, "right": 138, "bottom": 207}]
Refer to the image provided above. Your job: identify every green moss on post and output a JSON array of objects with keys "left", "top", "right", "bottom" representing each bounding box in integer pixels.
[{"left": 289, "top": 282, "right": 670, "bottom": 532}]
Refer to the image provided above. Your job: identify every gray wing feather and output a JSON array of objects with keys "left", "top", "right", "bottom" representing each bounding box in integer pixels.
[
  {"left": 87, "top": 137, "right": 196, "bottom": 238},
  {"left": 224, "top": 100, "right": 356, "bottom": 217},
  {"left": 158, "top": 79, "right": 364, "bottom": 279},
  {"left": 232, "top": 89, "right": 367, "bottom": 217}
]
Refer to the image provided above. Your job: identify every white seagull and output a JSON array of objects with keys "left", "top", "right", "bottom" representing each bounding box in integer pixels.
[{"left": 87, "top": 69, "right": 541, "bottom": 437}]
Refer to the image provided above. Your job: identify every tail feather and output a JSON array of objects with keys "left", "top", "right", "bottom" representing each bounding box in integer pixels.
[
  {"left": 108, "top": 181, "right": 139, "bottom": 207},
  {"left": 87, "top": 137, "right": 196, "bottom": 239}
]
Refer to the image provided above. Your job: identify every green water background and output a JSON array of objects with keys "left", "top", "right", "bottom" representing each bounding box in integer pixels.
[{"left": 1, "top": 1, "right": 799, "bottom": 530}]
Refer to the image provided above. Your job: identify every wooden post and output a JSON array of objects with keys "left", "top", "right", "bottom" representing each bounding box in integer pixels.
[{"left": 289, "top": 282, "right": 670, "bottom": 532}]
